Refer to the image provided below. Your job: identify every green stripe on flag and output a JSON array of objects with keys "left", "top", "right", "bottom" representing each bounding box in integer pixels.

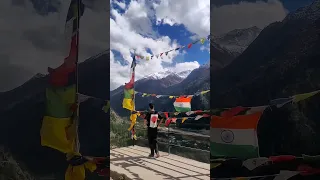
[
  {"left": 174, "top": 106, "right": 191, "bottom": 112},
  {"left": 124, "top": 89, "right": 134, "bottom": 99},
  {"left": 210, "top": 142, "right": 259, "bottom": 159},
  {"left": 45, "top": 85, "right": 76, "bottom": 118}
]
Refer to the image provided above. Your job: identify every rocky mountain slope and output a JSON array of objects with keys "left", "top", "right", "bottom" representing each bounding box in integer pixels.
[
  {"left": 0, "top": 147, "right": 35, "bottom": 180},
  {"left": 211, "top": 0, "right": 320, "bottom": 156},
  {"left": 211, "top": 26, "right": 261, "bottom": 70}
]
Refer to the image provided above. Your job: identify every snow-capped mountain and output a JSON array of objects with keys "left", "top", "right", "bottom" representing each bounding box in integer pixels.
[
  {"left": 214, "top": 26, "right": 261, "bottom": 55},
  {"left": 210, "top": 26, "right": 261, "bottom": 70},
  {"left": 144, "top": 70, "right": 192, "bottom": 80},
  {"left": 110, "top": 65, "right": 209, "bottom": 116}
]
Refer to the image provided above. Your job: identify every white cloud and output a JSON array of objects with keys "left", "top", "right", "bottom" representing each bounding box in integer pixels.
[
  {"left": 0, "top": 0, "right": 109, "bottom": 92},
  {"left": 115, "top": 1, "right": 126, "bottom": 9},
  {"left": 168, "top": 61, "right": 200, "bottom": 72},
  {"left": 110, "top": 0, "right": 209, "bottom": 90},
  {"left": 153, "top": 0, "right": 210, "bottom": 37},
  {"left": 211, "top": 0, "right": 288, "bottom": 35}
]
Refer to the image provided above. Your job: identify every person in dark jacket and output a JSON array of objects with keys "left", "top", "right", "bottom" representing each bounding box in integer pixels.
[{"left": 144, "top": 103, "right": 164, "bottom": 158}]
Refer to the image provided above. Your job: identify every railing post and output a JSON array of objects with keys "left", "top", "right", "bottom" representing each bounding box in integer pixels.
[{"left": 167, "top": 125, "right": 170, "bottom": 155}]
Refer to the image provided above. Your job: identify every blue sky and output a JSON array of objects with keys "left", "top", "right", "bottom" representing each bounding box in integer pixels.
[
  {"left": 110, "top": 0, "right": 210, "bottom": 90},
  {"left": 155, "top": 24, "right": 210, "bottom": 66}
]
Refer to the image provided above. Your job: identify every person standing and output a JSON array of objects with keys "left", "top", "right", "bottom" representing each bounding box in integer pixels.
[{"left": 144, "top": 103, "right": 164, "bottom": 158}]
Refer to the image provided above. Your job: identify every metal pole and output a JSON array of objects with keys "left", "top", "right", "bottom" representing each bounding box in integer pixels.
[
  {"left": 132, "top": 55, "right": 136, "bottom": 147},
  {"left": 74, "top": 0, "right": 81, "bottom": 153}
]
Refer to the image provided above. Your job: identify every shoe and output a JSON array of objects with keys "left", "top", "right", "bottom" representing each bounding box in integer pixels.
[
  {"left": 155, "top": 153, "right": 160, "bottom": 158},
  {"left": 148, "top": 154, "right": 154, "bottom": 158}
]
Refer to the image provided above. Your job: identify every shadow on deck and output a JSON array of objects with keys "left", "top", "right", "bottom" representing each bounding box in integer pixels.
[{"left": 110, "top": 146, "right": 210, "bottom": 180}]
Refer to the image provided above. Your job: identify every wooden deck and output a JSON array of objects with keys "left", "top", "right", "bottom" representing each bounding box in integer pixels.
[{"left": 110, "top": 146, "right": 210, "bottom": 180}]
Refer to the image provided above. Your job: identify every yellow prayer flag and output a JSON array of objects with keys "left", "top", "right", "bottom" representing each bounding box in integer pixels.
[
  {"left": 128, "top": 113, "right": 139, "bottom": 131},
  {"left": 200, "top": 90, "right": 210, "bottom": 94},
  {"left": 65, "top": 152, "right": 97, "bottom": 180},
  {"left": 200, "top": 38, "right": 205, "bottom": 44},
  {"left": 122, "top": 98, "right": 134, "bottom": 111},
  {"left": 142, "top": 93, "right": 147, "bottom": 97},
  {"left": 40, "top": 116, "right": 74, "bottom": 153},
  {"left": 132, "top": 134, "right": 137, "bottom": 140},
  {"left": 181, "top": 117, "right": 187, "bottom": 123},
  {"left": 210, "top": 163, "right": 221, "bottom": 169},
  {"left": 169, "top": 96, "right": 174, "bottom": 99},
  {"left": 146, "top": 56, "right": 150, "bottom": 61},
  {"left": 293, "top": 90, "right": 320, "bottom": 103},
  {"left": 174, "top": 112, "right": 180, "bottom": 115}
]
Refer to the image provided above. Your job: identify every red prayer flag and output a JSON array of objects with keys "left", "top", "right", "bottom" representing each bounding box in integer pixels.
[
  {"left": 165, "top": 119, "right": 172, "bottom": 127},
  {"left": 188, "top": 43, "right": 192, "bottom": 48},
  {"left": 203, "top": 114, "right": 210, "bottom": 117},
  {"left": 269, "top": 155, "right": 296, "bottom": 162},
  {"left": 298, "top": 165, "right": 320, "bottom": 176},
  {"left": 164, "top": 112, "right": 169, "bottom": 118},
  {"left": 97, "top": 168, "right": 110, "bottom": 177}
]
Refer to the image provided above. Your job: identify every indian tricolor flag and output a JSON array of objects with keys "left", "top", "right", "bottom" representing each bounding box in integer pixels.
[
  {"left": 210, "top": 111, "right": 263, "bottom": 159},
  {"left": 174, "top": 97, "right": 192, "bottom": 112}
]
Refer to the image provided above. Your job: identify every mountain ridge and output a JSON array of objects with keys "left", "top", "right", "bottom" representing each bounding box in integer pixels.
[{"left": 210, "top": 0, "right": 320, "bottom": 157}]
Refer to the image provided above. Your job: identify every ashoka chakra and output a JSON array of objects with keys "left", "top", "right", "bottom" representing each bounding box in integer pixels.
[{"left": 220, "top": 130, "right": 234, "bottom": 143}]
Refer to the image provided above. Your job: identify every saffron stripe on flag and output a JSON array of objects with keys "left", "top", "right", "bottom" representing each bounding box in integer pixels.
[
  {"left": 175, "top": 97, "right": 192, "bottom": 102},
  {"left": 211, "top": 112, "right": 262, "bottom": 129}
]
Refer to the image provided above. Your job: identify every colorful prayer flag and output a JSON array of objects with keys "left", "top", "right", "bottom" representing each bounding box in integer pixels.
[
  {"left": 242, "top": 157, "right": 269, "bottom": 170},
  {"left": 210, "top": 112, "right": 263, "bottom": 158},
  {"left": 41, "top": 0, "right": 83, "bottom": 154},
  {"left": 269, "top": 155, "right": 296, "bottom": 162},
  {"left": 293, "top": 90, "right": 320, "bottom": 103},
  {"left": 273, "top": 171, "right": 299, "bottom": 180},
  {"left": 195, "top": 115, "right": 203, "bottom": 120},
  {"left": 181, "top": 117, "right": 187, "bottom": 123},
  {"left": 45, "top": 85, "right": 76, "bottom": 118},
  {"left": 122, "top": 56, "right": 135, "bottom": 111},
  {"left": 40, "top": 116, "right": 74, "bottom": 153},
  {"left": 174, "top": 97, "right": 192, "bottom": 112},
  {"left": 270, "top": 97, "right": 293, "bottom": 108}
]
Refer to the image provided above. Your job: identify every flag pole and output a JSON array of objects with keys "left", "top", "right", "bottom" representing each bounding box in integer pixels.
[
  {"left": 74, "top": 0, "right": 81, "bottom": 153},
  {"left": 132, "top": 54, "right": 136, "bottom": 146}
]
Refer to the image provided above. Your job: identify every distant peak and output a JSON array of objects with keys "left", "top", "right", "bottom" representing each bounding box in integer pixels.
[
  {"left": 226, "top": 26, "right": 261, "bottom": 35},
  {"left": 32, "top": 73, "right": 45, "bottom": 79},
  {"left": 284, "top": 0, "right": 320, "bottom": 22},
  {"left": 144, "top": 70, "right": 192, "bottom": 80}
]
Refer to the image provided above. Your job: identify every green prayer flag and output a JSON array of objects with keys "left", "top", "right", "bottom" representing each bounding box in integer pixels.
[
  {"left": 293, "top": 90, "right": 320, "bottom": 102},
  {"left": 45, "top": 85, "right": 76, "bottom": 118}
]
